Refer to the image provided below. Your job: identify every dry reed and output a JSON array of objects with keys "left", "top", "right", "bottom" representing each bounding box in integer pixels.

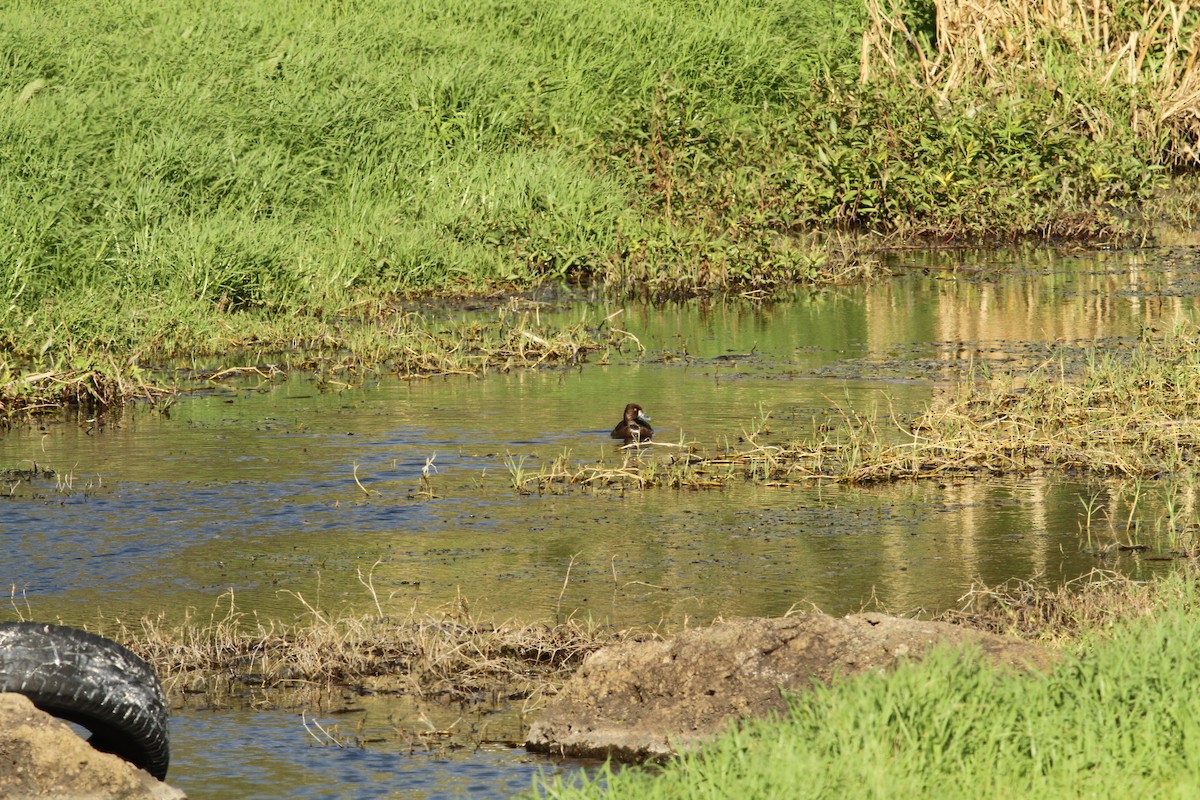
[
  {"left": 938, "top": 566, "right": 1200, "bottom": 644},
  {"left": 99, "top": 592, "right": 646, "bottom": 711},
  {"left": 862, "top": 0, "right": 1200, "bottom": 164}
]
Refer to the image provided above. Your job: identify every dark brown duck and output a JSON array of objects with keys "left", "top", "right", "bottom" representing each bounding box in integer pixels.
[{"left": 611, "top": 403, "right": 652, "bottom": 443}]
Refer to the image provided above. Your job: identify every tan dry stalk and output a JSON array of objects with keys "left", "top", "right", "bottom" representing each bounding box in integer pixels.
[
  {"left": 862, "top": 0, "right": 1200, "bottom": 163},
  {"left": 939, "top": 567, "right": 1200, "bottom": 643},
  {"left": 100, "top": 593, "right": 638, "bottom": 705}
]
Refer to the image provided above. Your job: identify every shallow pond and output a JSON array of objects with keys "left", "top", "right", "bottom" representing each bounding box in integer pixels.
[{"left": 4, "top": 245, "right": 1200, "bottom": 798}]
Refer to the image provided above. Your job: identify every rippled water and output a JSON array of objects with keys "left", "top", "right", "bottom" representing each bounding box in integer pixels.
[
  {"left": 3, "top": 245, "right": 1200, "bottom": 798},
  {"left": 169, "top": 707, "right": 598, "bottom": 800}
]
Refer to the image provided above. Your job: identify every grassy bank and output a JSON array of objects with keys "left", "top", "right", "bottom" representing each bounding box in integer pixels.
[
  {"left": 99, "top": 570, "right": 1196, "bottom": 702},
  {"left": 3, "top": 0, "right": 1196, "bottom": 417},
  {"left": 69, "top": 569, "right": 1200, "bottom": 790},
  {"left": 1, "top": 0, "right": 863, "bottom": 358},
  {"left": 534, "top": 575, "right": 1200, "bottom": 799}
]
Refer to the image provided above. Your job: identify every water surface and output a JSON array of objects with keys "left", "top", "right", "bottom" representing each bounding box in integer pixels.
[{"left": 3, "top": 245, "right": 1199, "bottom": 798}]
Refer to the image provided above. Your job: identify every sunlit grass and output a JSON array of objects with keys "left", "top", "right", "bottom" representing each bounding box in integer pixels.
[
  {"left": 1, "top": 0, "right": 1187, "bottom": 407},
  {"left": 0, "top": 0, "right": 861, "bottom": 329},
  {"left": 534, "top": 593, "right": 1200, "bottom": 798}
]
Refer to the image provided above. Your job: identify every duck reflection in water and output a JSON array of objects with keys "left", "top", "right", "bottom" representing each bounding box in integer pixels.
[{"left": 611, "top": 403, "right": 652, "bottom": 444}]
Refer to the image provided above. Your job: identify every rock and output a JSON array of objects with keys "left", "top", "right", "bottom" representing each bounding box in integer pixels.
[
  {"left": 0, "top": 693, "right": 186, "bottom": 800},
  {"left": 526, "top": 612, "right": 1057, "bottom": 761}
]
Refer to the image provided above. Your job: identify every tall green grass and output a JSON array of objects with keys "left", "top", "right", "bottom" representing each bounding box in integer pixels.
[
  {"left": 0, "top": 0, "right": 1181, "bottom": 379},
  {"left": 0, "top": 0, "right": 858, "bottom": 325},
  {"left": 535, "top": 602, "right": 1200, "bottom": 798}
]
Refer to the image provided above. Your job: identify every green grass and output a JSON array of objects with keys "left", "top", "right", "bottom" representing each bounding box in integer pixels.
[
  {"left": 0, "top": 0, "right": 865, "bottom": 403},
  {"left": 535, "top": 600, "right": 1200, "bottom": 799},
  {"left": 0, "top": 0, "right": 860, "bottom": 315},
  {"left": 0, "top": 0, "right": 1191, "bottom": 415}
]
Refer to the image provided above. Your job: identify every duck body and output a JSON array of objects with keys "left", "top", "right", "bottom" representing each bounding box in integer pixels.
[{"left": 612, "top": 403, "right": 652, "bottom": 443}]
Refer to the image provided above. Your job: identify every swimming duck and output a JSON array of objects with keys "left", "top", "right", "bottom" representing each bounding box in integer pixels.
[{"left": 611, "top": 403, "right": 652, "bottom": 444}]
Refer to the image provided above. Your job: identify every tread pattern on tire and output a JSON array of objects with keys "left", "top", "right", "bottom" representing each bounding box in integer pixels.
[{"left": 0, "top": 622, "right": 170, "bottom": 779}]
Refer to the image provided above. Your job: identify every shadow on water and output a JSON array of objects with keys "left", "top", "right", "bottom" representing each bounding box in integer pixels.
[{"left": 3, "top": 244, "right": 1200, "bottom": 798}]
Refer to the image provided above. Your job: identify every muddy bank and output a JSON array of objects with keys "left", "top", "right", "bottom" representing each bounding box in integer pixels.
[
  {"left": 0, "top": 693, "right": 184, "bottom": 800},
  {"left": 526, "top": 612, "right": 1057, "bottom": 761}
]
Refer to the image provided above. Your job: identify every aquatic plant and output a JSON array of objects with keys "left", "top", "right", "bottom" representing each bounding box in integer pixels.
[{"left": 513, "top": 324, "right": 1200, "bottom": 553}]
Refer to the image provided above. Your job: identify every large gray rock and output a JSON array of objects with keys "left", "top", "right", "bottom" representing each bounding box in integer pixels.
[
  {"left": 526, "top": 612, "right": 1056, "bottom": 761},
  {"left": 0, "top": 693, "right": 185, "bottom": 800}
]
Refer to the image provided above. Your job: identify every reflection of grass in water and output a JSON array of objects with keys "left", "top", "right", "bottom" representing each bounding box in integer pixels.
[{"left": 514, "top": 325, "right": 1200, "bottom": 550}]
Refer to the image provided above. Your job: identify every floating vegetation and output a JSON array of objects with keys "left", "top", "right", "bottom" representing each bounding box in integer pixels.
[
  {"left": 514, "top": 325, "right": 1200, "bottom": 493},
  {"left": 0, "top": 462, "right": 56, "bottom": 482}
]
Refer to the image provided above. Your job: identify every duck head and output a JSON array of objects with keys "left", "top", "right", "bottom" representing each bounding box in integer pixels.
[{"left": 612, "top": 402, "right": 652, "bottom": 443}]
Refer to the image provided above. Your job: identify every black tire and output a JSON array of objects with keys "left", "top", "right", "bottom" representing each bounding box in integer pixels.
[{"left": 0, "top": 622, "right": 170, "bottom": 780}]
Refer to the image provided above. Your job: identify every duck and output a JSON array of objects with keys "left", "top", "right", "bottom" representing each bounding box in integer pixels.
[{"left": 611, "top": 403, "right": 652, "bottom": 444}]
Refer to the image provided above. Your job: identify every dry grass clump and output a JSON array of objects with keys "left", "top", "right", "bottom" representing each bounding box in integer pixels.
[
  {"left": 895, "top": 328, "right": 1200, "bottom": 479},
  {"left": 103, "top": 592, "right": 643, "bottom": 710},
  {"left": 812, "top": 332, "right": 1200, "bottom": 483},
  {"left": 0, "top": 359, "right": 171, "bottom": 421},
  {"left": 2, "top": 302, "right": 637, "bottom": 419},
  {"left": 939, "top": 567, "right": 1200, "bottom": 645},
  {"left": 520, "top": 325, "right": 1200, "bottom": 493},
  {"left": 863, "top": 0, "right": 1200, "bottom": 164}
]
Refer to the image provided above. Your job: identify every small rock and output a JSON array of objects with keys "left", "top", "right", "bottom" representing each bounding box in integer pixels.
[{"left": 0, "top": 693, "right": 186, "bottom": 800}]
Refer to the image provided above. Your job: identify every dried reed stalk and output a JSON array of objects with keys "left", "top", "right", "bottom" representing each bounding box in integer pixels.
[{"left": 862, "top": 0, "right": 1200, "bottom": 163}]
